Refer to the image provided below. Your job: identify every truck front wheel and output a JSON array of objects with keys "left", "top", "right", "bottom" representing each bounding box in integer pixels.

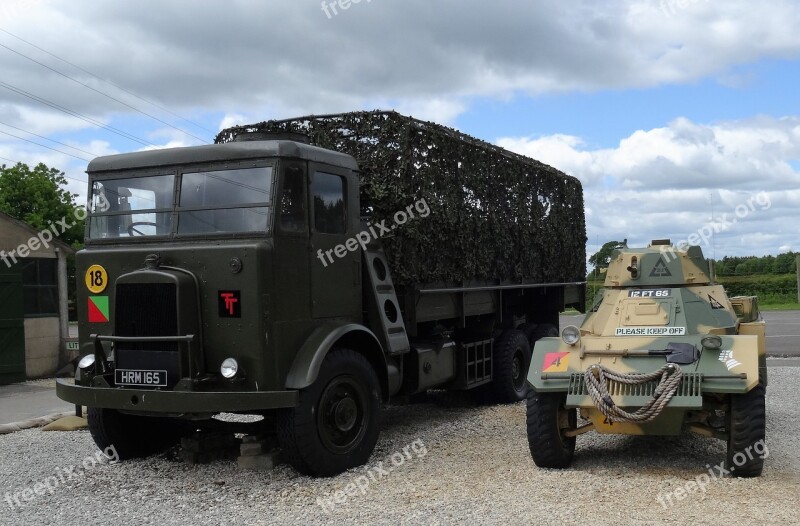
[
  {"left": 526, "top": 390, "right": 576, "bottom": 468},
  {"left": 278, "top": 348, "right": 381, "bottom": 477},
  {"left": 87, "top": 407, "right": 182, "bottom": 460}
]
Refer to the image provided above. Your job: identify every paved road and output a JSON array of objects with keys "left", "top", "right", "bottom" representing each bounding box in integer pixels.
[
  {"left": 0, "top": 381, "right": 74, "bottom": 426},
  {"left": 560, "top": 309, "right": 800, "bottom": 357},
  {"left": 761, "top": 310, "right": 800, "bottom": 356}
]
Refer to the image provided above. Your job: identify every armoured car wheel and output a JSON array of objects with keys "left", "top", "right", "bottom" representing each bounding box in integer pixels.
[
  {"left": 526, "top": 389, "right": 576, "bottom": 468},
  {"left": 277, "top": 348, "right": 381, "bottom": 477},
  {"left": 87, "top": 407, "right": 182, "bottom": 460},
  {"left": 491, "top": 329, "right": 532, "bottom": 403},
  {"left": 726, "top": 382, "right": 766, "bottom": 477}
]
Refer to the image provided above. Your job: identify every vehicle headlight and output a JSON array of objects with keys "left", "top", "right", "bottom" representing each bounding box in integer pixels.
[
  {"left": 561, "top": 325, "right": 581, "bottom": 346},
  {"left": 220, "top": 358, "right": 239, "bottom": 379},
  {"left": 701, "top": 334, "right": 723, "bottom": 350},
  {"left": 77, "top": 354, "right": 96, "bottom": 370}
]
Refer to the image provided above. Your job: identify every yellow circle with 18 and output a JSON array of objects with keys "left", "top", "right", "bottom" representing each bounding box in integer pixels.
[{"left": 85, "top": 264, "right": 108, "bottom": 294}]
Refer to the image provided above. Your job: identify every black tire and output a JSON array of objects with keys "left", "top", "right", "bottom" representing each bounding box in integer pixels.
[
  {"left": 517, "top": 323, "right": 538, "bottom": 346},
  {"left": 526, "top": 389, "right": 576, "bottom": 468},
  {"left": 531, "top": 323, "right": 558, "bottom": 342},
  {"left": 727, "top": 382, "right": 766, "bottom": 477},
  {"left": 87, "top": 407, "right": 182, "bottom": 460},
  {"left": 277, "top": 348, "right": 381, "bottom": 477},
  {"left": 491, "top": 329, "right": 532, "bottom": 403}
]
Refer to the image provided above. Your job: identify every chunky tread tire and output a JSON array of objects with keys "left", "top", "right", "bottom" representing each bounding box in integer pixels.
[
  {"left": 526, "top": 389, "right": 576, "bottom": 469},
  {"left": 727, "top": 382, "right": 766, "bottom": 477},
  {"left": 531, "top": 323, "right": 558, "bottom": 342},
  {"left": 491, "top": 329, "right": 532, "bottom": 403},
  {"left": 277, "top": 348, "right": 381, "bottom": 477},
  {"left": 516, "top": 323, "right": 539, "bottom": 346},
  {"left": 87, "top": 407, "right": 181, "bottom": 460}
]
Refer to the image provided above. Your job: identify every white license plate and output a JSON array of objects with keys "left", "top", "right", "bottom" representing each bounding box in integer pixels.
[{"left": 115, "top": 369, "right": 168, "bottom": 387}]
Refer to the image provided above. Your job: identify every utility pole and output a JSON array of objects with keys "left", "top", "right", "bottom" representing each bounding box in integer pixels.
[{"left": 796, "top": 255, "right": 800, "bottom": 303}]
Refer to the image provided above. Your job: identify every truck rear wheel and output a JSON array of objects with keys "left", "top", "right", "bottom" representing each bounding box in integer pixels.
[
  {"left": 277, "top": 348, "right": 381, "bottom": 477},
  {"left": 727, "top": 382, "right": 766, "bottom": 477},
  {"left": 87, "top": 407, "right": 182, "bottom": 460},
  {"left": 526, "top": 389, "right": 576, "bottom": 468},
  {"left": 491, "top": 329, "right": 532, "bottom": 403}
]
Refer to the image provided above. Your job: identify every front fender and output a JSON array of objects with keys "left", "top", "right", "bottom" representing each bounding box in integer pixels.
[
  {"left": 285, "top": 322, "right": 386, "bottom": 392},
  {"left": 528, "top": 335, "right": 761, "bottom": 394}
]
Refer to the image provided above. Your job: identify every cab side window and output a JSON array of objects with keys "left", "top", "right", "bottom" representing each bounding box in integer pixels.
[
  {"left": 279, "top": 165, "right": 307, "bottom": 233},
  {"left": 311, "top": 172, "right": 346, "bottom": 234}
]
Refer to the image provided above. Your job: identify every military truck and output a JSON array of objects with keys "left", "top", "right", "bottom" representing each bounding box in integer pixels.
[
  {"left": 526, "top": 240, "right": 767, "bottom": 477},
  {"left": 57, "top": 111, "right": 586, "bottom": 476}
]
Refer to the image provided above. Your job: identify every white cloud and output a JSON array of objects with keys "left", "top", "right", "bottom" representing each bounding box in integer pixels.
[
  {"left": 0, "top": 0, "right": 799, "bottom": 259},
  {"left": 1, "top": 0, "right": 799, "bottom": 126},
  {"left": 218, "top": 113, "right": 251, "bottom": 132},
  {"left": 497, "top": 116, "right": 800, "bottom": 258}
]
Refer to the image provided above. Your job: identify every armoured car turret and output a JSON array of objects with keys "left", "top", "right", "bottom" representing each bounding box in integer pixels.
[{"left": 526, "top": 240, "right": 767, "bottom": 477}]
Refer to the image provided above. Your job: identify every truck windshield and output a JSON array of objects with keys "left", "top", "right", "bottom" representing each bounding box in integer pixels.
[{"left": 88, "top": 166, "right": 274, "bottom": 239}]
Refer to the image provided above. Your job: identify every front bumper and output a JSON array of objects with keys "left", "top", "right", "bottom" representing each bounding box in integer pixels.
[
  {"left": 528, "top": 334, "right": 760, "bottom": 395},
  {"left": 57, "top": 379, "right": 298, "bottom": 413}
]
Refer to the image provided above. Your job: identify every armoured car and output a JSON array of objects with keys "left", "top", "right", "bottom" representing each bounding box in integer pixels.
[{"left": 526, "top": 240, "right": 766, "bottom": 477}]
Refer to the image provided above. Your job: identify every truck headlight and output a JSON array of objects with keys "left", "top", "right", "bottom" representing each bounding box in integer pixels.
[
  {"left": 701, "top": 334, "right": 722, "bottom": 350},
  {"left": 221, "top": 358, "right": 239, "bottom": 379},
  {"left": 561, "top": 325, "right": 581, "bottom": 346},
  {"left": 77, "top": 354, "right": 96, "bottom": 370}
]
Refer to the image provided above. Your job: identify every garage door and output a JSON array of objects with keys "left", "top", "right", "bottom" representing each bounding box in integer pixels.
[{"left": 0, "top": 264, "right": 25, "bottom": 385}]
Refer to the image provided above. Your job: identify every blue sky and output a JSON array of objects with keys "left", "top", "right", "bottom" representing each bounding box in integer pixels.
[
  {"left": 1, "top": 0, "right": 799, "bottom": 261},
  {"left": 459, "top": 58, "right": 800, "bottom": 149}
]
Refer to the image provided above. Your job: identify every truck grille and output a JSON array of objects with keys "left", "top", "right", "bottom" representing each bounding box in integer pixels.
[{"left": 115, "top": 283, "right": 178, "bottom": 352}]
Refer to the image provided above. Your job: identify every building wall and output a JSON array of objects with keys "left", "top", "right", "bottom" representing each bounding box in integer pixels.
[
  {"left": 1, "top": 214, "right": 74, "bottom": 379},
  {"left": 23, "top": 317, "right": 60, "bottom": 378},
  {"left": 0, "top": 221, "right": 58, "bottom": 261}
]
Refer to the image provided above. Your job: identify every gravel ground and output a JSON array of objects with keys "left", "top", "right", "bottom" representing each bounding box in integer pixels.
[{"left": 1, "top": 368, "right": 798, "bottom": 526}]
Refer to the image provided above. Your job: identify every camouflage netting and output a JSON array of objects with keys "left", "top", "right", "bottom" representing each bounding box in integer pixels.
[{"left": 216, "top": 111, "right": 586, "bottom": 286}]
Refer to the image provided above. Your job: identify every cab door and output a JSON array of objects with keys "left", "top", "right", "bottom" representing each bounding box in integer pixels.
[
  {"left": 308, "top": 166, "right": 361, "bottom": 319},
  {"left": 273, "top": 161, "right": 310, "bottom": 322}
]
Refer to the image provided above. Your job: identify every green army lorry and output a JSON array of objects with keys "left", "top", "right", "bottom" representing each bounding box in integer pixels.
[
  {"left": 57, "top": 111, "right": 586, "bottom": 476},
  {"left": 526, "top": 240, "right": 767, "bottom": 476}
]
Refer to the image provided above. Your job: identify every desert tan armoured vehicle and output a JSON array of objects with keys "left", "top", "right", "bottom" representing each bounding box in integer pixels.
[{"left": 526, "top": 240, "right": 767, "bottom": 477}]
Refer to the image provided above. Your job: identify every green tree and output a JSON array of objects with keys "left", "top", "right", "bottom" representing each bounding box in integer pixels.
[
  {"left": 774, "top": 253, "right": 795, "bottom": 274},
  {"left": 735, "top": 260, "right": 755, "bottom": 276},
  {"left": 0, "top": 162, "right": 84, "bottom": 246},
  {"left": 715, "top": 259, "right": 734, "bottom": 276},
  {"left": 588, "top": 240, "right": 627, "bottom": 272}
]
